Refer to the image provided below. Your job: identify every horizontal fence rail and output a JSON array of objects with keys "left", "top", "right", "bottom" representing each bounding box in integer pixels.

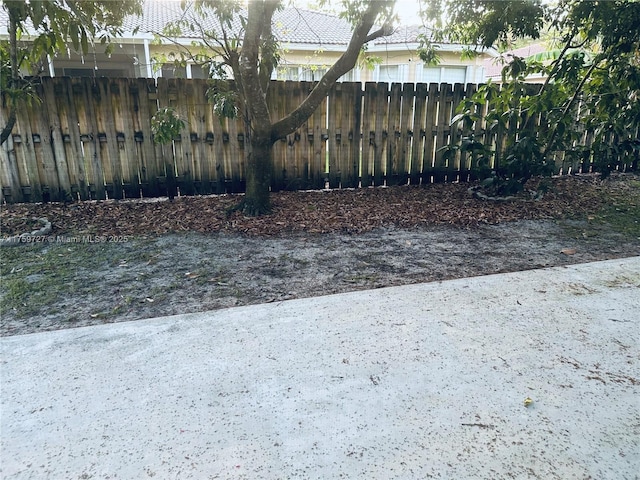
[{"left": 1, "top": 77, "right": 635, "bottom": 203}]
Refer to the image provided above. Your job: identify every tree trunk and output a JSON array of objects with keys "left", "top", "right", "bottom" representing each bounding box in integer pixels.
[
  {"left": 243, "top": 132, "right": 273, "bottom": 216},
  {"left": 233, "top": 0, "right": 393, "bottom": 216},
  {"left": 0, "top": 5, "right": 20, "bottom": 146}
]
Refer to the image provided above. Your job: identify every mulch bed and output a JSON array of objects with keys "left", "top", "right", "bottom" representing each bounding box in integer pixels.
[{"left": 0, "top": 174, "right": 630, "bottom": 238}]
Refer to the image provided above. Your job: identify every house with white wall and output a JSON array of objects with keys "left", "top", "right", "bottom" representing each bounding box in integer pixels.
[{"left": 1, "top": 0, "right": 497, "bottom": 85}]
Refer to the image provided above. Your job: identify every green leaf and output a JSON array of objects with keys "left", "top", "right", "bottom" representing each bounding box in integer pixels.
[
  {"left": 69, "top": 23, "right": 80, "bottom": 52},
  {"left": 80, "top": 30, "right": 89, "bottom": 55},
  {"left": 30, "top": 1, "right": 46, "bottom": 27}
]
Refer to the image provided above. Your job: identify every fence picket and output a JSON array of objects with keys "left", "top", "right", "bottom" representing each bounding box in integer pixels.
[
  {"left": 0, "top": 134, "right": 24, "bottom": 203},
  {"left": 27, "top": 79, "right": 63, "bottom": 201},
  {"left": 386, "top": 83, "right": 402, "bottom": 186},
  {"left": 293, "top": 81, "right": 314, "bottom": 189},
  {"left": 131, "top": 78, "right": 161, "bottom": 197},
  {"left": 215, "top": 80, "right": 244, "bottom": 194},
  {"left": 361, "top": 82, "right": 377, "bottom": 187},
  {"left": 421, "top": 83, "right": 439, "bottom": 183},
  {"left": 282, "top": 81, "right": 301, "bottom": 190},
  {"left": 94, "top": 78, "right": 124, "bottom": 199},
  {"left": 55, "top": 77, "right": 88, "bottom": 200},
  {"left": 192, "top": 82, "right": 208, "bottom": 191},
  {"left": 72, "top": 78, "right": 105, "bottom": 200},
  {"left": 397, "top": 82, "right": 414, "bottom": 186},
  {"left": 110, "top": 78, "right": 141, "bottom": 198},
  {"left": 373, "top": 83, "right": 388, "bottom": 186},
  {"left": 410, "top": 83, "right": 428, "bottom": 185},
  {"left": 342, "top": 82, "right": 362, "bottom": 188},
  {"left": 42, "top": 77, "right": 72, "bottom": 201},
  {"left": 450, "top": 83, "right": 466, "bottom": 181},
  {"left": 10, "top": 98, "right": 40, "bottom": 202},
  {"left": 306, "top": 81, "right": 327, "bottom": 189},
  {"left": 202, "top": 81, "right": 227, "bottom": 194},
  {"left": 327, "top": 83, "right": 343, "bottom": 188}
]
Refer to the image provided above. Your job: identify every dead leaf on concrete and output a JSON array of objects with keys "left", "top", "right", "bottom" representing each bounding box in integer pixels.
[{"left": 561, "top": 248, "right": 577, "bottom": 255}]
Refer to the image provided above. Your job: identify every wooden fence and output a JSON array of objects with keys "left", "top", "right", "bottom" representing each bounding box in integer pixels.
[{"left": 0, "top": 77, "right": 634, "bottom": 203}]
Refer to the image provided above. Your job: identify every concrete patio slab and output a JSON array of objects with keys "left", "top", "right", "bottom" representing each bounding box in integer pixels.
[{"left": 1, "top": 257, "right": 639, "bottom": 479}]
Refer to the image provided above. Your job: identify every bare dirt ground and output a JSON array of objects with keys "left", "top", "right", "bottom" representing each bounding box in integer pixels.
[{"left": 1, "top": 173, "right": 639, "bottom": 336}]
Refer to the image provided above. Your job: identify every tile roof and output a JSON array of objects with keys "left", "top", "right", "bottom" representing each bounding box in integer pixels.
[
  {"left": 123, "top": 1, "right": 445, "bottom": 47},
  {"left": 274, "top": 8, "right": 358, "bottom": 46},
  {"left": 121, "top": 1, "right": 358, "bottom": 46},
  {"left": 484, "top": 43, "right": 549, "bottom": 78},
  {"left": 378, "top": 25, "right": 427, "bottom": 45},
  {"left": 1, "top": 0, "right": 452, "bottom": 48}
]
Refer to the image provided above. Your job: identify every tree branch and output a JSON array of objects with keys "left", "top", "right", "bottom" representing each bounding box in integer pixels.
[
  {"left": 521, "top": 32, "right": 576, "bottom": 132},
  {"left": 543, "top": 57, "right": 601, "bottom": 156},
  {"left": 271, "top": 1, "right": 393, "bottom": 139},
  {"left": 258, "top": 1, "right": 280, "bottom": 94},
  {"left": 0, "top": 108, "right": 17, "bottom": 146},
  {"left": 238, "top": 1, "right": 278, "bottom": 136},
  {"left": 365, "top": 25, "right": 394, "bottom": 43},
  {"left": 1, "top": 4, "right": 20, "bottom": 146},
  {"left": 536, "top": 28, "right": 581, "bottom": 97}
]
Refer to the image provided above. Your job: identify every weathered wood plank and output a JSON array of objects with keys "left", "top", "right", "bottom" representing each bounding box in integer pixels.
[
  {"left": 361, "top": 82, "right": 377, "bottom": 187},
  {"left": 410, "top": 83, "right": 427, "bottom": 185},
  {"left": 269, "top": 80, "right": 287, "bottom": 192},
  {"left": 396, "top": 82, "right": 414, "bottom": 186},
  {"left": 131, "top": 78, "right": 162, "bottom": 197},
  {"left": 274, "top": 80, "right": 292, "bottom": 190},
  {"left": 492, "top": 83, "right": 508, "bottom": 171},
  {"left": 93, "top": 78, "right": 123, "bottom": 199},
  {"left": 41, "top": 77, "right": 72, "bottom": 201},
  {"left": 433, "top": 83, "right": 452, "bottom": 182},
  {"left": 373, "top": 82, "right": 388, "bottom": 187},
  {"left": 295, "top": 81, "right": 312, "bottom": 190},
  {"left": 294, "top": 82, "right": 321, "bottom": 190},
  {"left": 214, "top": 80, "right": 243, "bottom": 194},
  {"left": 186, "top": 79, "right": 211, "bottom": 194},
  {"left": 456, "top": 83, "right": 476, "bottom": 181},
  {"left": 282, "top": 81, "right": 301, "bottom": 190},
  {"left": 110, "top": 78, "right": 140, "bottom": 198},
  {"left": 54, "top": 77, "right": 88, "bottom": 200},
  {"left": 421, "top": 83, "right": 439, "bottom": 183},
  {"left": 155, "top": 77, "right": 177, "bottom": 198},
  {"left": 226, "top": 93, "right": 245, "bottom": 194},
  {"left": 342, "top": 82, "right": 362, "bottom": 188},
  {"left": 386, "top": 83, "right": 402, "bottom": 185},
  {"left": 71, "top": 78, "right": 105, "bottom": 199},
  {"left": 0, "top": 134, "right": 24, "bottom": 203},
  {"left": 202, "top": 81, "right": 227, "bottom": 193},
  {"left": 304, "top": 81, "right": 326, "bottom": 189},
  {"left": 327, "top": 82, "right": 343, "bottom": 188},
  {"left": 449, "top": 82, "right": 465, "bottom": 181},
  {"left": 27, "top": 80, "right": 60, "bottom": 201},
  {"left": 14, "top": 112, "right": 41, "bottom": 202},
  {"left": 298, "top": 81, "right": 312, "bottom": 190},
  {"left": 170, "top": 78, "right": 195, "bottom": 196}
]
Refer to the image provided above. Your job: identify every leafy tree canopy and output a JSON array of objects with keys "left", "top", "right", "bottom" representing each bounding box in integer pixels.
[
  {"left": 156, "top": 0, "right": 396, "bottom": 215},
  {"left": 421, "top": 0, "right": 640, "bottom": 192}
]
